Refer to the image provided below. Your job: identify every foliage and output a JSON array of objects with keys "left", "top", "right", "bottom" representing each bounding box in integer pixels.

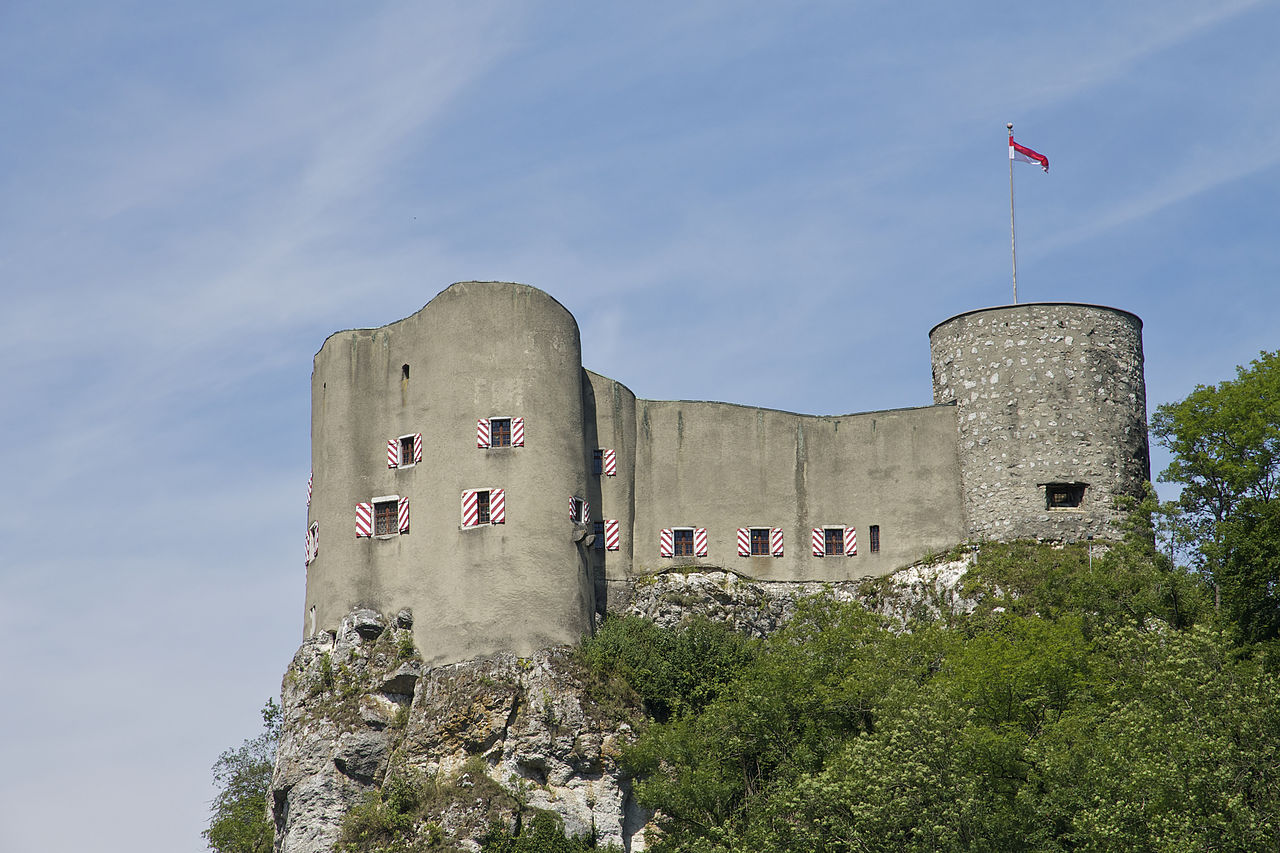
[
  {"left": 205, "top": 699, "right": 281, "bottom": 853},
  {"left": 479, "top": 811, "right": 620, "bottom": 853},
  {"left": 588, "top": 541, "right": 1280, "bottom": 853},
  {"left": 1152, "top": 349, "right": 1280, "bottom": 643},
  {"left": 579, "top": 615, "right": 759, "bottom": 722}
]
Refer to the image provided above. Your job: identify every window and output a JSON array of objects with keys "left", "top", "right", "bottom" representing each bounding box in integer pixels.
[
  {"left": 825, "top": 527, "right": 843, "bottom": 556},
  {"left": 569, "top": 496, "right": 589, "bottom": 523},
  {"left": 673, "top": 528, "right": 694, "bottom": 557},
  {"left": 389, "top": 433, "right": 422, "bottom": 468},
  {"left": 592, "top": 449, "right": 603, "bottom": 475},
  {"left": 357, "top": 496, "right": 408, "bottom": 538},
  {"left": 869, "top": 525, "right": 880, "bottom": 553},
  {"left": 401, "top": 364, "right": 409, "bottom": 380},
  {"left": 374, "top": 499, "right": 398, "bottom": 535},
  {"left": 462, "top": 489, "right": 505, "bottom": 527},
  {"left": 593, "top": 448, "right": 617, "bottom": 476},
  {"left": 1046, "top": 483, "right": 1086, "bottom": 509},
  {"left": 478, "top": 417, "right": 524, "bottom": 448},
  {"left": 750, "top": 528, "right": 770, "bottom": 556},
  {"left": 593, "top": 520, "right": 605, "bottom": 551},
  {"left": 490, "top": 418, "right": 512, "bottom": 447}
]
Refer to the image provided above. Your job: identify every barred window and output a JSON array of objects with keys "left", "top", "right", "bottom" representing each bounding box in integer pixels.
[
  {"left": 594, "top": 520, "right": 605, "bottom": 551},
  {"left": 869, "top": 525, "right": 880, "bottom": 553},
  {"left": 399, "top": 436, "right": 415, "bottom": 465},
  {"left": 750, "top": 528, "right": 771, "bottom": 556},
  {"left": 1046, "top": 483, "right": 1086, "bottom": 509},
  {"left": 673, "top": 528, "right": 694, "bottom": 557},
  {"left": 490, "top": 418, "right": 512, "bottom": 447},
  {"left": 374, "top": 500, "right": 398, "bottom": 536},
  {"left": 477, "top": 490, "right": 491, "bottom": 525},
  {"left": 825, "top": 527, "right": 844, "bottom": 556}
]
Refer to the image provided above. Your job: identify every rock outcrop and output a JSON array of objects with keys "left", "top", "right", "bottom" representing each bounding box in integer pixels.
[{"left": 271, "top": 555, "right": 977, "bottom": 852}]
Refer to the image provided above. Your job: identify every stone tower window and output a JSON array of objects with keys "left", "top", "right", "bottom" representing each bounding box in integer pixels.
[
  {"left": 374, "top": 499, "right": 399, "bottom": 535},
  {"left": 402, "top": 364, "right": 410, "bottom": 380},
  {"left": 869, "top": 525, "right": 881, "bottom": 553},
  {"left": 1045, "top": 483, "right": 1087, "bottom": 509},
  {"left": 490, "top": 418, "right": 512, "bottom": 447},
  {"left": 399, "top": 436, "right": 415, "bottom": 465},
  {"left": 750, "top": 528, "right": 771, "bottom": 556},
  {"left": 673, "top": 528, "right": 695, "bottom": 557},
  {"left": 824, "top": 527, "right": 844, "bottom": 556}
]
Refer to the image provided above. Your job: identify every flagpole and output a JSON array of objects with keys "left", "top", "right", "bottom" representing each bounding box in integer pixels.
[{"left": 1007, "top": 122, "right": 1017, "bottom": 304}]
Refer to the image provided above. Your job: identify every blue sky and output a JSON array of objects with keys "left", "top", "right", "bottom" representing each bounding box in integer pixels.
[{"left": 2, "top": 2, "right": 1278, "bottom": 851}]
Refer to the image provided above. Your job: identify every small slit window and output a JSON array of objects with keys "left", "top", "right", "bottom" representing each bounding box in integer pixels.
[
  {"left": 477, "top": 491, "right": 491, "bottom": 524},
  {"left": 869, "top": 525, "right": 880, "bottom": 553},
  {"left": 592, "top": 449, "right": 603, "bottom": 475},
  {"left": 1046, "top": 483, "right": 1086, "bottom": 509},
  {"left": 593, "top": 520, "right": 605, "bottom": 551},
  {"left": 401, "top": 364, "right": 410, "bottom": 380}
]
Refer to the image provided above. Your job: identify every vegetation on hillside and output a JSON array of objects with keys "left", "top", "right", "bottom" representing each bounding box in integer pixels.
[
  {"left": 204, "top": 699, "right": 280, "bottom": 853},
  {"left": 208, "top": 351, "right": 1280, "bottom": 851}
]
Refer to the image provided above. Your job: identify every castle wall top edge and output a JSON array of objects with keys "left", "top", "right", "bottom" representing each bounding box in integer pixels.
[
  {"left": 928, "top": 302, "right": 1143, "bottom": 338},
  {"left": 314, "top": 281, "right": 577, "bottom": 358}
]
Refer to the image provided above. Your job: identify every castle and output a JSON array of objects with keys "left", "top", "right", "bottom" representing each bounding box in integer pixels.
[{"left": 303, "top": 281, "right": 1149, "bottom": 666}]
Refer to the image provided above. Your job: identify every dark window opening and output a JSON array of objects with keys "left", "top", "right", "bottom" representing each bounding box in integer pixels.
[
  {"left": 401, "top": 364, "right": 410, "bottom": 380},
  {"left": 673, "top": 529, "right": 694, "bottom": 557},
  {"left": 374, "top": 500, "right": 398, "bottom": 536},
  {"left": 825, "top": 527, "right": 844, "bottom": 556},
  {"left": 399, "top": 436, "right": 414, "bottom": 465},
  {"left": 750, "top": 528, "right": 771, "bottom": 556},
  {"left": 490, "top": 418, "right": 512, "bottom": 447},
  {"left": 592, "top": 449, "right": 603, "bottom": 475},
  {"left": 477, "top": 490, "right": 491, "bottom": 525},
  {"left": 869, "top": 525, "right": 881, "bottom": 553},
  {"left": 571, "top": 497, "right": 584, "bottom": 523},
  {"left": 594, "top": 521, "right": 605, "bottom": 551},
  {"left": 1046, "top": 483, "right": 1086, "bottom": 509}
]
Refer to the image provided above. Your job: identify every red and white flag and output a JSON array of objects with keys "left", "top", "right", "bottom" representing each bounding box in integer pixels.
[{"left": 1009, "top": 134, "right": 1049, "bottom": 172}]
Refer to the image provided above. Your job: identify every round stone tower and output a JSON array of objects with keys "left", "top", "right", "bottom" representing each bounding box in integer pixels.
[
  {"left": 306, "top": 281, "right": 595, "bottom": 666},
  {"left": 929, "top": 303, "right": 1149, "bottom": 542}
]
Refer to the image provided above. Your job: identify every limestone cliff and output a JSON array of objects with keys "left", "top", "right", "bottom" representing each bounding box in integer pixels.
[{"left": 271, "top": 556, "right": 975, "bottom": 852}]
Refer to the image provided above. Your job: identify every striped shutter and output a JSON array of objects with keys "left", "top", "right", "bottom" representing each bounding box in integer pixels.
[
  {"left": 413, "top": 433, "right": 423, "bottom": 463},
  {"left": 770, "top": 527, "right": 784, "bottom": 557},
  {"left": 694, "top": 528, "right": 708, "bottom": 557},
  {"left": 660, "top": 528, "right": 674, "bottom": 558},
  {"left": 387, "top": 438, "right": 398, "bottom": 468},
  {"left": 307, "top": 472, "right": 312, "bottom": 507},
  {"left": 490, "top": 488, "right": 505, "bottom": 523},
  {"left": 603, "top": 449, "right": 617, "bottom": 476},
  {"left": 812, "top": 528, "right": 825, "bottom": 557},
  {"left": 583, "top": 500, "right": 591, "bottom": 523},
  {"left": 845, "top": 526, "right": 857, "bottom": 556},
  {"left": 605, "top": 519, "right": 620, "bottom": 551},
  {"left": 569, "top": 496, "right": 578, "bottom": 520},
  {"left": 356, "top": 503, "right": 373, "bottom": 537},
  {"left": 477, "top": 419, "right": 490, "bottom": 448},
  {"left": 512, "top": 417, "right": 525, "bottom": 447},
  {"left": 737, "top": 528, "right": 750, "bottom": 557},
  {"left": 461, "top": 490, "right": 479, "bottom": 527},
  {"left": 305, "top": 522, "right": 319, "bottom": 565},
  {"left": 398, "top": 497, "right": 410, "bottom": 534}
]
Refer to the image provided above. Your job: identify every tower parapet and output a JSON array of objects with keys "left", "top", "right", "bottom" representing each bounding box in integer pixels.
[{"left": 929, "top": 303, "right": 1149, "bottom": 542}]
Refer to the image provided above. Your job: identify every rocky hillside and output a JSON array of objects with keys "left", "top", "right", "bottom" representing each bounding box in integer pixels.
[{"left": 270, "top": 557, "right": 975, "bottom": 852}]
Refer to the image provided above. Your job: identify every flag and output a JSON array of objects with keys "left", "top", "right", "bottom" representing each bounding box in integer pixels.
[{"left": 1009, "top": 134, "right": 1049, "bottom": 172}]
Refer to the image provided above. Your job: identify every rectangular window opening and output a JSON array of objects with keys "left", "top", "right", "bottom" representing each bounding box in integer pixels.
[
  {"left": 825, "top": 527, "right": 844, "bottom": 556},
  {"left": 374, "top": 500, "right": 398, "bottom": 536},
  {"left": 1046, "top": 483, "right": 1086, "bottom": 509},
  {"left": 673, "top": 528, "right": 694, "bottom": 557},
  {"left": 869, "top": 525, "right": 881, "bottom": 553},
  {"left": 477, "top": 490, "right": 491, "bottom": 525},
  {"left": 399, "top": 436, "right": 415, "bottom": 466},
  {"left": 592, "top": 449, "right": 603, "bottom": 475},
  {"left": 750, "top": 528, "right": 771, "bottom": 556},
  {"left": 490, "top": 418, "right": 512, "bottom": 447},
  {"left": 593, "top": 520, "right": 605, "bottom": 551}
]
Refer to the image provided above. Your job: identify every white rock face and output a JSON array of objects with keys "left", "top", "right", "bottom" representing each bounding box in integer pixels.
[{"left": 271, "top": 556, "right": 977, "bottom": 852}]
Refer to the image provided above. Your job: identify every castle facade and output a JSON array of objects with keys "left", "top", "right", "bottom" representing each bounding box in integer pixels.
[{"left": 303, "top": 281, "right": 1148, "bottom": 665}]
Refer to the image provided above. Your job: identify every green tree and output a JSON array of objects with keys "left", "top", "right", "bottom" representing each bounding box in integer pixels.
[
  {"left": 1151, "top": 350, "right": 1280, "bottom": 641},
  {"left": 205, "top": 699, "right": 280, "bottom": 853}
]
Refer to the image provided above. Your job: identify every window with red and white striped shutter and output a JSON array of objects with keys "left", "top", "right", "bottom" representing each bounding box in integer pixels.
[
  {"left": 307, "top": 472, "right": 312, "bottom": 507},
  {"left": 603, "top": 449, "right": 617, "bottom": 476},
  {"left": 512, "top": 417, "right": 524, "bottom": 447},
  {"left": 387, "top": 438, "right": 398, "bottom": 468},
  {"left": 604, "top": 519, "right": 620, "bottom": 551},
  {"left": 305, "top": 522, "right": 319, "bottom": 565},
  {"left": 461, "top": 490, "right": 479, "bottom": 527},
  {"left": 845, "top": 526, "right": 858, "bottom": 556},
  {"left": 812, "top": 528, "right": 825, "bottom": 556},
  {"left": 694, "top": 528, "right": 708, "bottom": 557},
  {"left": 660, "top": 528, "right": 674, "bottom": 558},
  {"left": 490, "top": 489, "right": 506, "bottom": 523},
  {"left": 398, "top": 498, "right": 410, "bottom": 534},
  {"left": 770, "top": 527, "right": 784, "bottom": 557},
  {"left": 477, "top": 419, "right": 490, "bottom": 448},
  {"left": 356, "top": 503, "right": 373, "bottom": 537},
  {"left": 413, "top": 433, "right": 423, "bottom": 463},
  {"left": 737, "top": 528, "right": 750, "bottom": 557}
]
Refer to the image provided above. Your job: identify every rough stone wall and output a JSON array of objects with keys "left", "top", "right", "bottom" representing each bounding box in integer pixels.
[{"left": 929, "top": 303, "right": 1149, "bottom": 542}]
